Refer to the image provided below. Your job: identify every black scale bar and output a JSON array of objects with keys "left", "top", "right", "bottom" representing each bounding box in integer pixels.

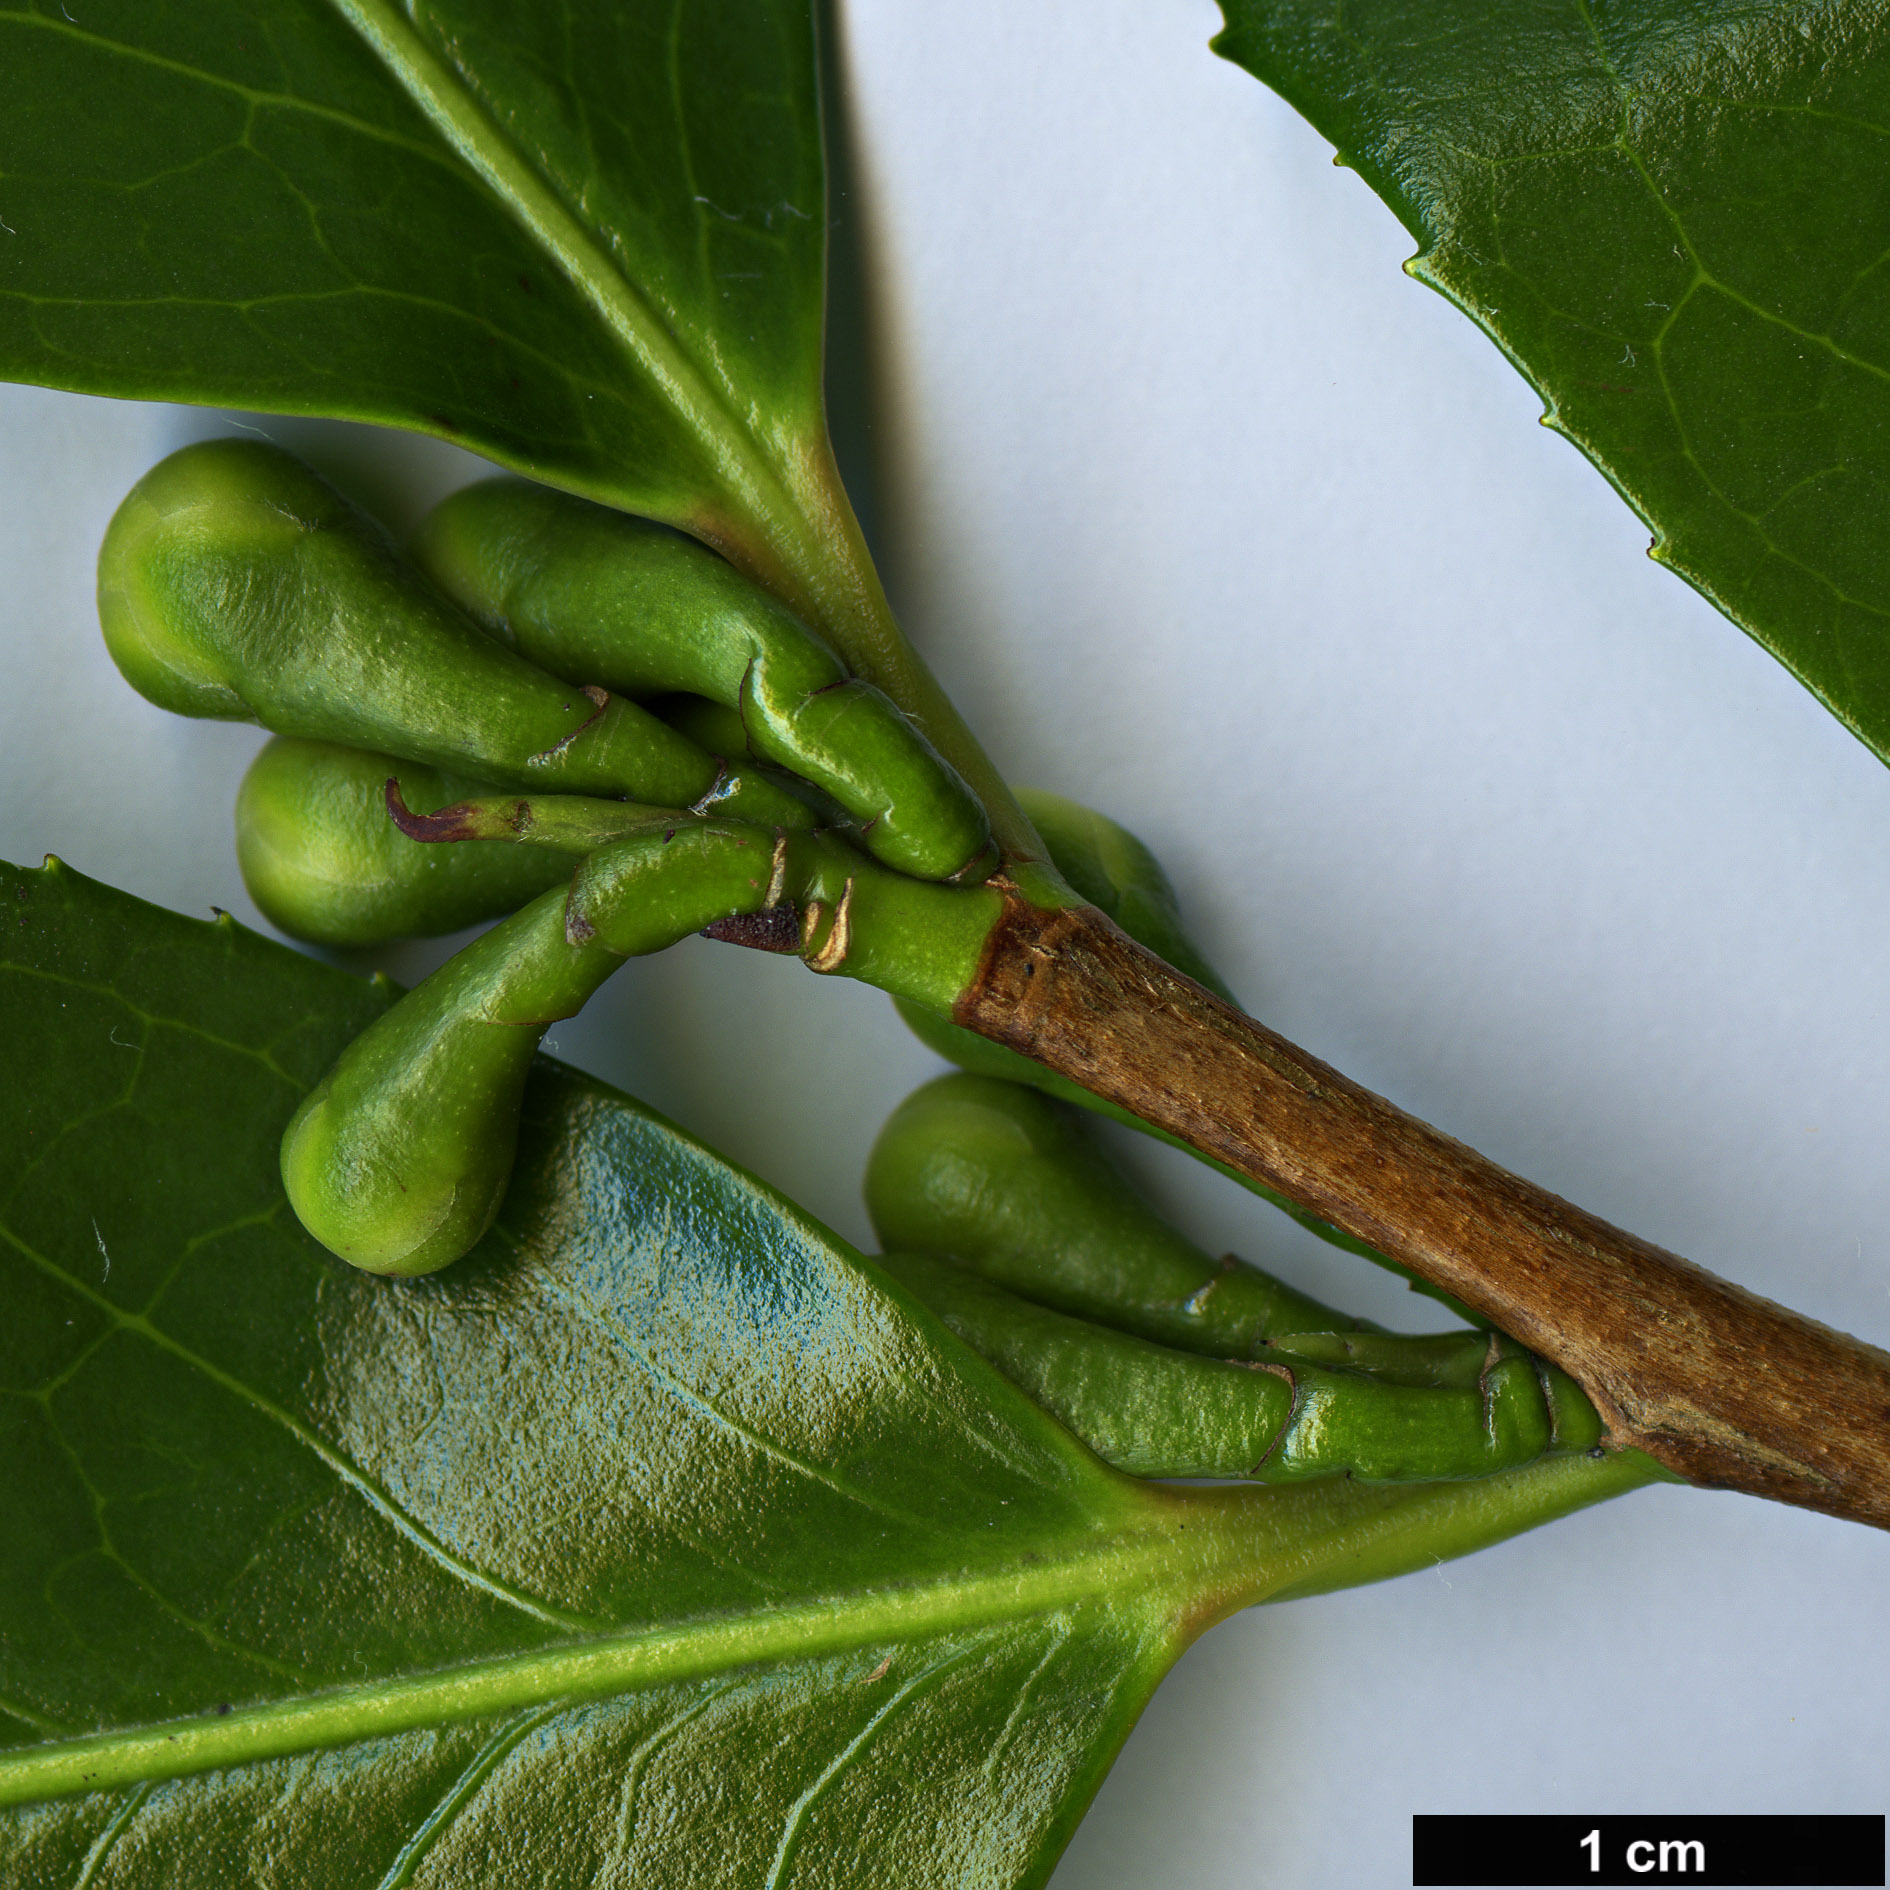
[{"left": 1413, "top": 1814, "right": 1885, "bottom": 1887}]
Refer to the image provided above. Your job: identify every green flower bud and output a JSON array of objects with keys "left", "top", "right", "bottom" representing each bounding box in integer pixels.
[
  {"left": 285, "top": 816, "right": 806, "bottom": 1275},
  {"left": 282, "top": 887, "right": 621, "bottom": 1276},
  {"left": 237, "top": 738, "right": 579, "bottom": 948},
  {"left": 865, "top": 1073, "right": 1354, "bottom": 1355},
  {"left": 413, "top": 477, "right": 994, "bottom": 881},
  {"left": 882, "top": 1251, "right": 1596, "bottom": 1482},
  {"left": 98, "top": 440, "right": 753, "bottom": 811}
]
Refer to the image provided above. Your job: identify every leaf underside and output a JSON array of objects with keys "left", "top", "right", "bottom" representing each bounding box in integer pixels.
[
  {"left": 1215, "top": 0, "right": 1890, "bottom": 766},
  {"left": 0, "top": 859, "right": 1188, "bottom": 1888},
  {"left": 0, "top": 862, "right": 1649, "bottom": 1884},
  {"left": 0, "top": 0, "right": 825, "bottom": 539}
]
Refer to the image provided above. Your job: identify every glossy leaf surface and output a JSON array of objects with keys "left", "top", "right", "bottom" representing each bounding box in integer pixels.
[
  {"left": 1214, "top": 0, "right": 1890, "bottom": 763},
  {"left": 0, "top": 857, "right": 1177, "bottom": 1885},
  {"left": 0, "top": 0, "right": 824, "bottom": 559},
  {"left": 0, "top": 859, "right": 1647, "bottom": 1883},
  {"left": 0, "top": 0, "right": 1010, "bottom": 830}
]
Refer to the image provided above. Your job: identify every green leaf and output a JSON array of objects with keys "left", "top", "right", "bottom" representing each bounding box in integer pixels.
[
  {"left": 1213, "top": 1, "right": 1890, "bottom": 765},
  {"left": 0, "top": 0, "right": 832, "bottom": 599},
  {"left": 0, "top": 859, "right": 1643, "bottom": 1883},
  {"left": 0, "top": 0, "right": 1023, "bottom": 846}
]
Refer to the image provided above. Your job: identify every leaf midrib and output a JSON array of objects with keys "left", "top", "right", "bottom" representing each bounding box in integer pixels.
[
  {"left": 325, "top": 0, "right": 803, "bottom": 527},
  {"left": 0, "top": 1511, "right": 1221, "bottom": 1807}
]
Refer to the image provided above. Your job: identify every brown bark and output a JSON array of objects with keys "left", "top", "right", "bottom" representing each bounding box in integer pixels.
[{"left": 955, "top": 897, "right": 1890, "bottom": 1532}]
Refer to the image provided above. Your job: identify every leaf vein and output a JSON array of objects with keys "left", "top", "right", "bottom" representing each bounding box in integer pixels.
[
  {"left": 319, "top": 0, "right": 793, "bottom": 519},
  {"left": 537, "top": 1270, "right": 940, "bottom": 1532},
  {"left": 761, "top": 1639, "right": 990, "bottom": 1890},
  {"left": 4, "top": 1223, "right": 600, "bottom": 1634},
  {"left": 372, "top": 1701, "right": 566, "bottom": 1890},
  {"left": 0, "top": 13, "right": 458, "bottom": 168},
  {"left": 71, "top": 1779, "right": 151, "bottom": 1890}
]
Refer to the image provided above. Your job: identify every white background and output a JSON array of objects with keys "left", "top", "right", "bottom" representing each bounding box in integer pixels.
[{"left": 1, "top": 3, "right": 1885, "bottom": 1885}]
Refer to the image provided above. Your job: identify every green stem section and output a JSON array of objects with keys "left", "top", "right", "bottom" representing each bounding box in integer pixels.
[
  {"left": 1232, "top": 1448, "right": 1669, "bottom": 1607},
  {"left": 571, "top": 826, "right": 1004, "bottom": 1017},
  {"left": 383, "top": 783, "right": 696, "bottom": 854},
  {"left": 1265, "top": 1328, "right": 1496, "bottom": 1390}
]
